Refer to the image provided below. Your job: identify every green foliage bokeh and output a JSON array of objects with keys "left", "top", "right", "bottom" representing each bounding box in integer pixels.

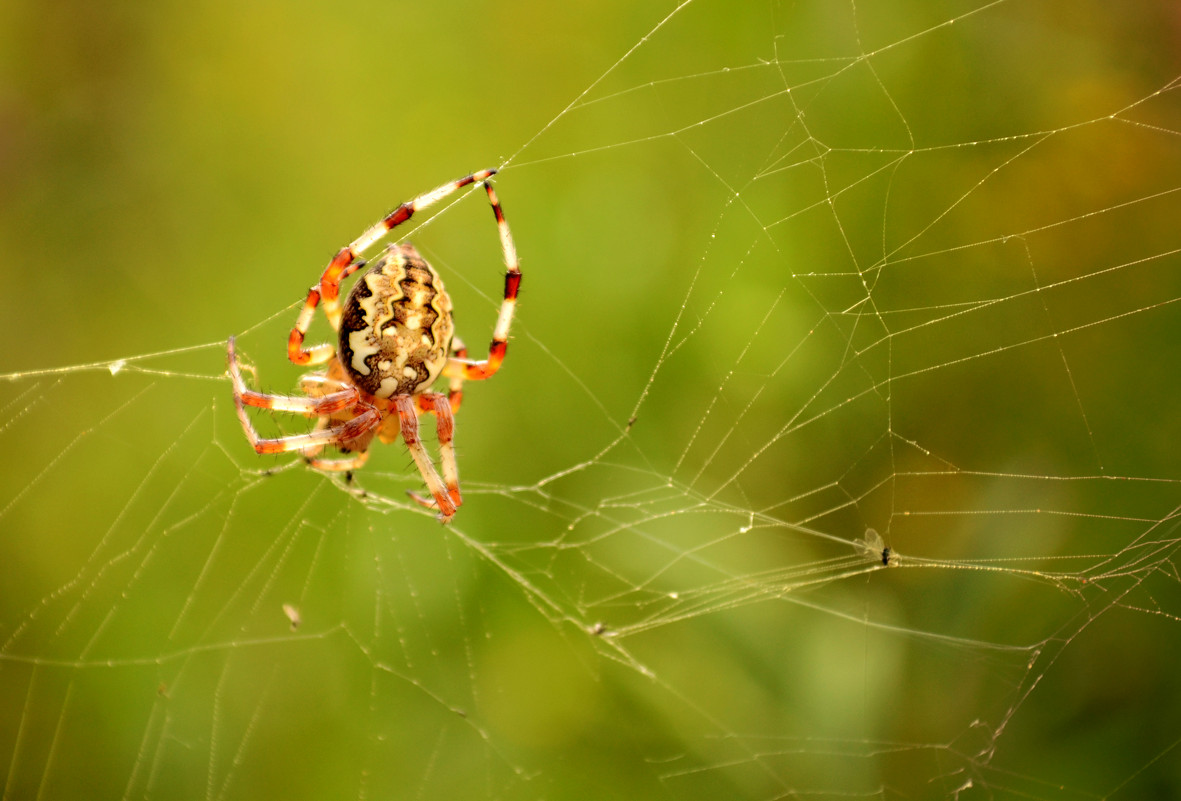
[{"left": 1, "top": 1, "right": 1179, "bottom": 799}]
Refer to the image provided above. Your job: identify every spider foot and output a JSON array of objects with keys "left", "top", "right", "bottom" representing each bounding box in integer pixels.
[
  {"left": 225, "top": 336, "right": 258, "bottom": 384},
  {"left": 407, "top": 490, "right": 456, "bottom": 524}
]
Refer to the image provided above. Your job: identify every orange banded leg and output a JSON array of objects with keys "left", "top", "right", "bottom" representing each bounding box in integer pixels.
[
  {"left": 415, "top": 393, "right": 462, "bottom": 511},
  {"left": 305, "top": 449, "right": 371, "bottom": 472},
  {"left": 444, "top": 180, "right": 521, "bottom": 383},
  {"left": 231, "top": 337, "right": 358, "bottom": 416},
  {"left": 228, "top": 336, "right": 380, "bottom": 457},
  {"left": 288, "top": 251, "right": 367, "bottom": 365},
  {"left": 297, "top": 413, "right": 374, "bottom": 472},
  {"left": 445, "top": 337, "right": 468, "bottom": 413},
  {"left": 236, "top": 409, "right": 379, "bottom": 457},
  {"left": 395, "top": 395, "right": 457, "bottom": 522}
]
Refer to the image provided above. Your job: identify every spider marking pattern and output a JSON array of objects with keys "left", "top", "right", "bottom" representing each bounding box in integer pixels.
[{"left": 227, "top": 169, "right": 521, "bottom": 522}]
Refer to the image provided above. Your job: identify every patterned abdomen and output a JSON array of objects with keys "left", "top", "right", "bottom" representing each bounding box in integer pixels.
[{"left": 338, "top": 243, "right": 455, "bottom": 398}]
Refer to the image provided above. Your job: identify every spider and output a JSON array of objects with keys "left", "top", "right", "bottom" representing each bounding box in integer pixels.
[{"left": 227, "top": 169, "right": 520, "bottom": 522}]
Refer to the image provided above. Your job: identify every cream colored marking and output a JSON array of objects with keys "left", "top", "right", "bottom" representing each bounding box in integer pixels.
[
  {"left": 348, "top": 270, "right": 400, "bottom": 376},
  {"left": 303, "top": 343, "right": 336, "bottom": 365},
  {"left": 499, "top": 228, "right": 518, "bottom": 274},
  {"left": 296, "top": 303, "right": 316, "bottom": 330},
  {"left": 376, "top": 376, "right": 400, "bottom": 397},
  {"left": 415, "top": 183, "right": 456, "bottom": 210},
  {"left": 492, "top": 298, "right": 516, "bottom": 342},
  {"left": 353, "top": 223, "right": 387, "bottom": 254},
  {"left": 425, "top": 352, "right": 447, "bottom": 376},
  {"left": 402, "top": 366, "right": 417, "bottom": 379},
  {"left": 323, "top": 297, "right": 342, "bottom": 329},
  {"left": 348, "top": 330, "right": 376, "bottom": 376}
]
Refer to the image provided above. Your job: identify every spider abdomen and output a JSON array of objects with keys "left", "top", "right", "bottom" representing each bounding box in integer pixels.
[{"left": 338, "top": 243, "right": 455, "bottom": 398}]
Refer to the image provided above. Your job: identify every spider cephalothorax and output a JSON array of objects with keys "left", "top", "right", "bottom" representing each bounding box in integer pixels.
[{"left": 227, "top": 170, "right": 520, "bottom": 522}]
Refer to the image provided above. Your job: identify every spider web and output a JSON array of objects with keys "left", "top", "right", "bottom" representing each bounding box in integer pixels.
[{"left": 2, "top": 0, "right": 1180, "bottom": 798}]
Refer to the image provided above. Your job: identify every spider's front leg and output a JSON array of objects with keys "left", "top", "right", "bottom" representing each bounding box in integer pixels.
[
  {"left": 287, "top": 169, "right": 499, "bottom": 367},
  {"left": 287, "top": 249, "right": 366, "bottom": 367},
  {"left": 443, "top": 180, "right": 521, "bottom": 384}
]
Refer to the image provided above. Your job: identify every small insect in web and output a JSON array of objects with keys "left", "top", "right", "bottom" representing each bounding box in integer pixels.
[
  {"left": 227, "top": 170, "right": 522, "bottom": 522},
  {"left": 856, "top": 529, "right": 897, "bottom": 567}
]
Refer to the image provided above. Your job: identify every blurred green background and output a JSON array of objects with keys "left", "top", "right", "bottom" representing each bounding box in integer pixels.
[{"left": 1, "top": 1, "right": 1179, "bottom": 799}]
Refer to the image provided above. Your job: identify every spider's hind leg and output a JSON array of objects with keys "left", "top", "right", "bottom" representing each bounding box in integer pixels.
[
  {"left": 300, "top": 391, "right": 376, "bottom": 471},
  {"left": 305, "top": 449, "right": 371, "bottom": 472},
  {"left": 417, "top": 393, "right": 462, "bottom": 510},
  {"left": 394, "top": 395, "right": 459, "bottom": 522}
]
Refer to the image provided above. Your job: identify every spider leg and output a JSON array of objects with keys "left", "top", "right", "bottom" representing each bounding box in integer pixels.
[
  {"left": 394, "top": 395, "right": 457, "bottom": 522},
  {"left": 232, "top": 393, "right": 379, "bottom": 457},
  {"left": 229, "top": 337, "right": 354, "bottom": 413},
  {"left": 445, "top": 337, "right": 468, "bottom": 413},
  {"left": 230, "top": 337, "right": 358, "bottom": 415},
  {"left": 228, "top": 336, "right": 380, "bottom": 457},
  {"left": 288, "top": 169, "right": 498, "bottom": 365},
  {"left": 415, "top": 393, "right": 462, "bottom": 509},
  {"left": 296, "top": 413, "right": 374, "bottom": 472},
  {"left": 288, "top": 251, "right": 367, "bottom": 365},
  {"left": 443, "top": 180, "right": 521, "bottom": 383},
  {"left": 305, "top": 450, "right": 371, "bottom": 472},
  {"left": 350, "top": 169, "right": 498, "bottom": 254},
  {"left": 297, "top": 372, "right": 356, "bottom": 403}
]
